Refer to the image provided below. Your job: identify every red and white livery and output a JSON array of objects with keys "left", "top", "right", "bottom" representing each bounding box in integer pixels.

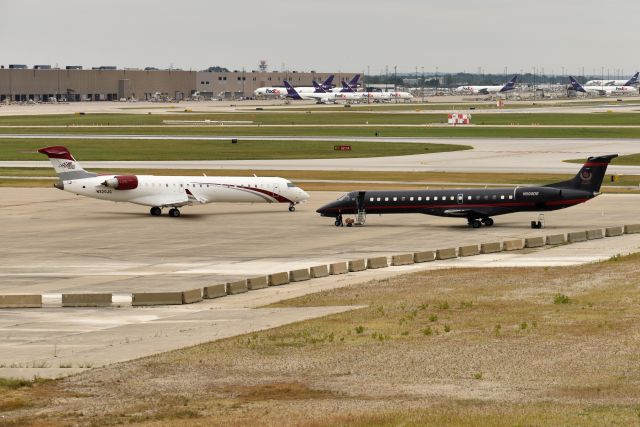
[{"left": 39, "top": 146, "right": 310, "bottom": 217}]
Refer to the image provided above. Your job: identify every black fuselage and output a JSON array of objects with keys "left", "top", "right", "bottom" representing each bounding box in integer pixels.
[
  {"left": 317, "top": 154, "right": 617, "bottom": 226},
  {"left": 317, "top": 186, "right": 594, "bottom": 220}
]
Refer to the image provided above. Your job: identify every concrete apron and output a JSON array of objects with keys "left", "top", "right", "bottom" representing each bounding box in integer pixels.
[{"left": 2, "top": 234, "right": 640, "bottom": 380}]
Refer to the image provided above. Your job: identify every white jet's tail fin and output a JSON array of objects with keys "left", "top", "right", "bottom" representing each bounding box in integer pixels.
[{"left": 38, "top": 146, "right": 97, "bottom": 181}]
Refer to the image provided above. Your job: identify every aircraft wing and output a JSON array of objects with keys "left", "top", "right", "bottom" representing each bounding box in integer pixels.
[
  {"left": 128, "top": 193, "right": 190, "bottom": 208},
  {"left": 186, "top": 189, "right": 207, "bottom": 204},
  {"left": 442, "top": 208, "right": 495, "bottom": 217}
]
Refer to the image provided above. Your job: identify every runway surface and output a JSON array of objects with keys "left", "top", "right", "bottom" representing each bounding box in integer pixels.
[{"left": 1, "top": 136, "right": 639, "bottom": 174}]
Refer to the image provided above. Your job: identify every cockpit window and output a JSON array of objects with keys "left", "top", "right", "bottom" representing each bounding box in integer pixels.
[
  {"left": 337, "top": 193, "right": 349, "bottom": 201},
  {"left": 286, "top": 182, "right": 297, "bottom": 188}
]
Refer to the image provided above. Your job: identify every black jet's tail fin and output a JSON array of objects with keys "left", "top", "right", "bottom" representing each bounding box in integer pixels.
[{"left": 548, "top": 154, "right": 617, "bottom": 193}]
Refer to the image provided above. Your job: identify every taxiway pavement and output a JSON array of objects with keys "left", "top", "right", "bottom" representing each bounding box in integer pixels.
[{"left": 1, "top": 136, "right": 639, "bottom": 174}]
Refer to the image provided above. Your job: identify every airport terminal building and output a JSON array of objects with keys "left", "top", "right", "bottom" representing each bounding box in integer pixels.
[{"left": 0, "top": 65, "right": 361, "bottom": 102}]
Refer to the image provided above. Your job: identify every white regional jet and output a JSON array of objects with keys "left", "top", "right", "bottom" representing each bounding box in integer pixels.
[
  {"left": 39, "top": 146, "right": 310, "bottom": 217},
  {"left": 456, "top": 75, "right": 518, "bottom": 95}
]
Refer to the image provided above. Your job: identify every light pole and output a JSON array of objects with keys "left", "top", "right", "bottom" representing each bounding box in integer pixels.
[
  {"left": 421, "top": 66, "right": 424, "bottom": 101},
  {"left": 394, "top": 65, "right": 397, "bottom": 103}
]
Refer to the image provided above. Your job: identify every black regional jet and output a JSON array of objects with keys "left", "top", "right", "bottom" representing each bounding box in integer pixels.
[{"left": 317, "top": 155, "right": 617, "bottom": 228}]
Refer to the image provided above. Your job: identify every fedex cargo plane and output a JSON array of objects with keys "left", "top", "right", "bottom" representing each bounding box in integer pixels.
[
  {"left": 569, "top": 76, "right": 638, "bottom": 96},
  {"left": 456, "top": 75, "right": 518, "bottom": 95},
  {"left": 585, "top": 72, "right": 639, "bottom": 87},
  {"left": 254, "top": 75, "right": 334, "bottom": 97},
  {"left": 317, "top": 155, "right": 616, "bottom": 228},
  {"left": 39, "top": 146, "right": 309, "bottom": 217}
]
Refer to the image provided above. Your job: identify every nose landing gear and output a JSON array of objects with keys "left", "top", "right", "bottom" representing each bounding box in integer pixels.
[
  {"left": 334, "top": 214, "right": 343, "bottom": 227},
  {"left": 288, "top": 203, "right": 296, "bottom": 212}
]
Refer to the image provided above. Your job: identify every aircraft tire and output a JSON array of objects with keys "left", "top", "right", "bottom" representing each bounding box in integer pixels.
[
  {"left": 150, "top": 207, "right": 162, "bottom": 216},
  {"left": 482, "top": 218, "right": 494, "bottom": 226},
  {"left": 471, "top": 220, "right": 482, "bottom": 229},
  {"left": 289, "top": 206, "right": 295, "bottom": 212},
  {"left": 169, "top": 208, "right": 181, "bottom": 218}
]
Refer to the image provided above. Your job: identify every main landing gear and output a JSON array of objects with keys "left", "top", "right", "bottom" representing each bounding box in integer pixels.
[
  {"left": 468, "top": 217, "right": 494, "bottom": 228},
  {"left": 289, "top": 203, "right": 296, "bottom": 212},
  {"left": 150, "top": 207, "right": 181, "bottom": 217}
]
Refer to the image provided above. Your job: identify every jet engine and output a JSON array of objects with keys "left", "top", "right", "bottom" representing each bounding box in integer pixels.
[{"left": 101, "top": 175, "right": 138, "bottom": 190}]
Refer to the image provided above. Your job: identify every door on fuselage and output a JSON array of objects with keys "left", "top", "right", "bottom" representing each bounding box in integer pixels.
[{"left": 357, "top": 191, "right": 366, "bottom": 210}]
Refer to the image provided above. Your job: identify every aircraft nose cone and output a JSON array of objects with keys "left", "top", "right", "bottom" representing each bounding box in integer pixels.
[{"left": 316, "top": 201, "right": 333, "bottom": 216}]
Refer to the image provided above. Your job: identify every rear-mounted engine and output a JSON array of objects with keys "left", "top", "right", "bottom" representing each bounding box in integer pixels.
[{"left": 101, "top": 175, "right": 138, "bottom": 190}]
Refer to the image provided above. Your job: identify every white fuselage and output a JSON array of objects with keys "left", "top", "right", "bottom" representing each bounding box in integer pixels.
[
  {"left": 63, "top": 175, "right": 309, "bottom": 207},
  {"left": 585, "top": 79, "right": 637, "bottom": 86},
  {"left": 581, "top": 85, "right": 637, "bottom": 95},
  {"left": 254, "top": 86, "right": 327, "bottom": 97},
  {"left": 456, "top": 85, "right": 505, "bottom": 94}
]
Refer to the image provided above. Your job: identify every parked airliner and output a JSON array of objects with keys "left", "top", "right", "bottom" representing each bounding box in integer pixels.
[
  {"left": 317, "top": 155, "right": 616, "bottom": 228},
  {"left": 569, "top": 76, "right": 638, "bottom": 96},
  {"left": 456, "top": 75, "right": 518, "bottom": 95},
  {"left": 39, "top": 146, "right": 310, "bottom": 217},
  {"left": 253, "top": 75, "right": 334, "bottom": 98},
  {"left": 585, "top": 72, "right": 639, "bottom": 87}
]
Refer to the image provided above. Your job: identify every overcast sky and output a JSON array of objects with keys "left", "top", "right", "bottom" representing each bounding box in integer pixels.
[{"left": 2, "top": 0, "right": 639, "bottom": 76}]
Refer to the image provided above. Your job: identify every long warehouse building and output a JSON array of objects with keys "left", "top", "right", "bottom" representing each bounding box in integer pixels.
[{"left": 0, "top": 66, "right": 361, "bottom": 102}]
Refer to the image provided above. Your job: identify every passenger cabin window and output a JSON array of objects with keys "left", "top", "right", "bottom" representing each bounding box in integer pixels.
[
  {"left": 410, "top": 197, "right": 414, "bottom": 201},
  {"left": 492, "top": 195, "right": 497, "bottom": 200},
  {"left": 434, "top": 196, "right": 438, "bottom": 201},
  {"left": 426, "top": 196, "right": 430, "bottom": 201},
  {"left": 500, "top": 195, "right": 505, "bottom": 200},
  {"left": 369, "top": 197, "right": 374, "bottom": 202},
  {"left": 384, "top": 197, "right": 389, "bottom": 201},
  {"left": 509, "top": 195, "right": 513, "bottom": 199},
  {"left": 450, "top": 196, "right": 454, "bottom": 201},
  {"left": 418, "top": 196, "right": 422, "bottom": 201},
  {"left": 393, "top": 197, "right": 398, "bottom": 201},
  {"left": 468, "top": 196, "right": 472, "bottom": 200},
  {"left": 401, "top": 196, "right": 406, "bottom": 201},
  {"left": 377, "top": 197, "right": 381, "bottom": 201}
]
